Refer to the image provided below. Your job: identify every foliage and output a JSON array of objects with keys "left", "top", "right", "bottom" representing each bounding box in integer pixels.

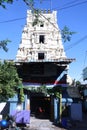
[
  {"left": 47, "top": 85, "right": 62, "bottom": 98},
  {"left": 0, "top": 61, "right": 22, "bottom": 102},
  {"left": 32, "top": 9, "right": 41, "bottom": 26},
  {"left": 26, "top": 85, "right": 48, "bottom": 96},
  {"left": 0, "top": 0, "right": 13, "bottom": 8},
  {"left": 61, "top": 26, "right": 76, "bottom": 43},
  {"left": 25, "top": 85, "right": 62, "bottom": 99},
  {"left": 78, "top": 85, "right": 84, "bottom": 99},
  {"left": 24, "top": 0, "right": 34, "bottom": 9},
  {"left": 0, "top": 39, "right": 11, "bottom": 52},
  {"left": 37, "top": 85, "right": 48, "bottom": 95},
  {"left": 19, "top": 85, "right": 25, "bottom": 103},
  {"left": 0, "top": 0, "right": 34, "bottom": 9},
  {"left": 76, "top": 80, "right": 81, "bottom": 86}
]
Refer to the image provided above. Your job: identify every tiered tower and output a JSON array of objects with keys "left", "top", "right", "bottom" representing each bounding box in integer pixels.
[
  {"left": 16, "top": 10, "right": 66, "bottom": 62},
  {"left": 15, "top": 10, "right": 74, "bottom": 86}
]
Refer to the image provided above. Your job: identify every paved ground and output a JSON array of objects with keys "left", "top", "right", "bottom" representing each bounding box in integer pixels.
[
  {"left": 28, "top": 117, "right": 66, "bottom": 130},
  {"left": 18, "top": 112, "right": 87, "bottom": 130},
  {"left": 26, "top": 113, "right": 87, "bottom": 130}
]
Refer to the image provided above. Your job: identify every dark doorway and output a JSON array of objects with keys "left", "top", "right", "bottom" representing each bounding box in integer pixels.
[{"left": 30, "top": 95, "right": 51, "bottom": 119}]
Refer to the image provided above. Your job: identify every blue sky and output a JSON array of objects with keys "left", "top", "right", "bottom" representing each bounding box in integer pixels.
[{"left": 0, "top": 0, "right": 87, "bottom": 82}]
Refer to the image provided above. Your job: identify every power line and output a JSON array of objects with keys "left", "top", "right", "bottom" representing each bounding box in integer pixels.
[
  {"left": 0, "top": 1, "right": 87, "bottom": 24},
  {"left": 63, "top": 0, "right": 81, "bottom": 6},
  {"left": 65, "top": 35, "right": 87, "bottom": 51},
  {"left": 53, "top": 0, "right": 87, "bottom": 11},
  {"left": 0, "top": 17, "right": 26, "bottom": 24},
  {"left": 0, "top": 1, "right": 87, "bottom": 53}
]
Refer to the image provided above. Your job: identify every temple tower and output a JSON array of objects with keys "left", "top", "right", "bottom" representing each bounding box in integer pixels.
[
  {"left": 16, "top": 10, "right": 66, "bottom": 62},
  {"left": 15, "top": 10, "right": 74, "bottom": 86}
]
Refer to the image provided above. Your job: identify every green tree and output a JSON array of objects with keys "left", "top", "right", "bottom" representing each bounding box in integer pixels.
[
  {"left": 76, "top": 80, "right": 81, "bottom": 86},
  {"left": 0, "top": 60, "right": 22, "bottom": 102},
  {"left": 61, "top": 26, "right": 76, "bottom": 43},
  {"left": 0, "top": 39, "right": 11, "bottom": 52},
  {"left": 18, "top": 84, "right": 25, "bottom": 103},
  {"left": 0, "top": 0, "right": 34, "bottom": 9}
]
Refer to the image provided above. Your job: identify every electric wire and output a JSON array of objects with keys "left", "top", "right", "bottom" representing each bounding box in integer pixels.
[
  {"left": 53, "top": 0, "right": 87, "bottom": 11},
  {"left": 63, "top": 0, "right": 80, "bottom": 6},
  {"left": 0, "top": 0, "right": 87, "bottom": 52},
  {"left": 65, "top": 35, "right": 87, "bottom": 51},
  {"left": 0, "top": 0, "right": 87, "bottom": 24},
  {"left": 0, "top": 0, "right": 87, "bottom": 53},
  {"left": 0, "top": 17, "right": 26, "bottom": 24}
]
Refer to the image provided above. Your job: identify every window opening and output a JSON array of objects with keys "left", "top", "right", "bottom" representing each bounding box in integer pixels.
[
  {"left": 40, "top": 24, "right": 44, "bottom": 27},
  {"left": 39, "top": 35, "right": 45, "bottom": 43},
  {"left": 38, "top": 53, "right": 44, "bottom": 60}
]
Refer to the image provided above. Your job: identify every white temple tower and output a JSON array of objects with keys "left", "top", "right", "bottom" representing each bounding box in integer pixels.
[
  {"left": 16, "top": 10, "right": 66, "bottom": 62},
  {"left": 15, "top": 10, "right": 74, "bottom": 86}
]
